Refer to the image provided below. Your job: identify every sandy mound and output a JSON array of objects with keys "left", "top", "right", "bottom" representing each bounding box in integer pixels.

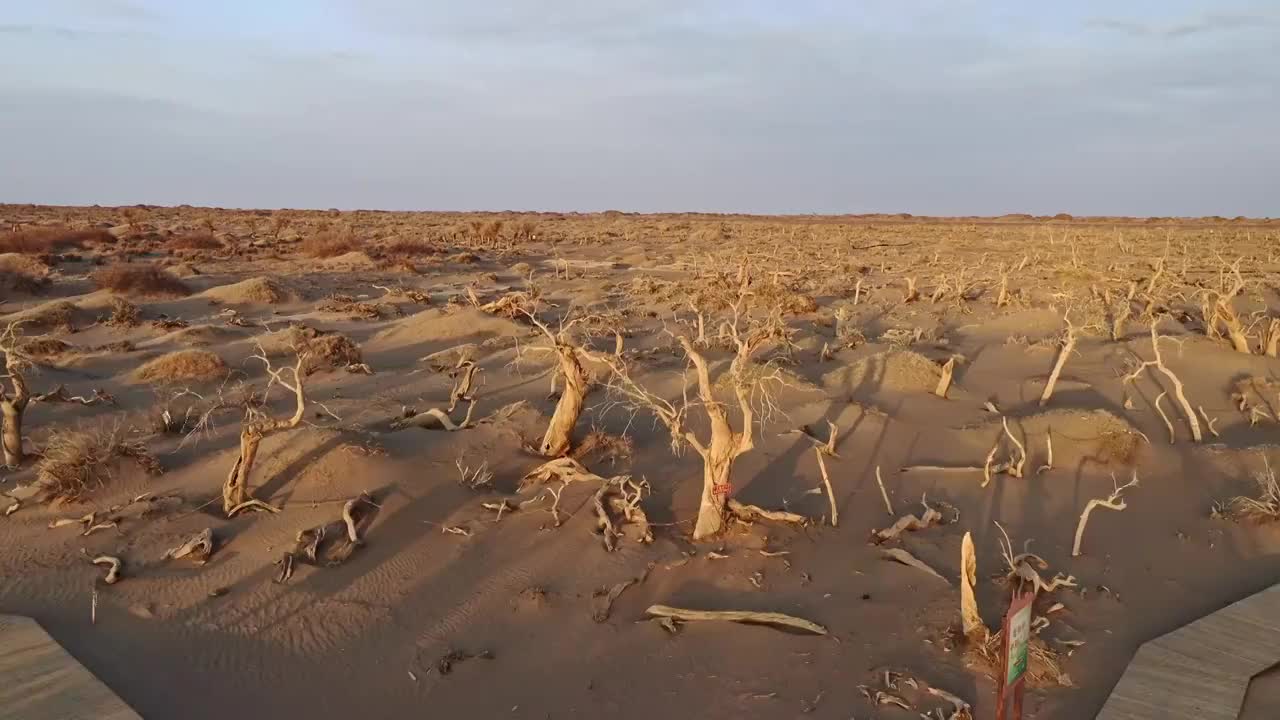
[
  {"left": 201, "top": 277, "right": 293, "bottom": 304},
  {"left": 169, "top": 262, "right": 202, "bottom": 277},
  {"left": 259, "top": 325, "right": 363, "bottom": 373},
  {"left": 17, "top": 337, "right": 76, "bottom": 357},
  {"left": 0, "top": 253, "right": 51, "bottom": 278},
  {"left": 369, "top": 307, "right": 529, "bottom": 351},
  {"left": 322, "top": 251, "right": 376, "bottom": 268},
  {"left": 823, "top": 349, "right": 943, "bottom": 395},
  {"left": 1, "top": 299, "right": 86, "bottom": 331},
  {"left": 153, "top": 324, "right": 251, "bottom": 347},
  {"left": 132, "top": 349, "right": 228, "bottom": 383}
]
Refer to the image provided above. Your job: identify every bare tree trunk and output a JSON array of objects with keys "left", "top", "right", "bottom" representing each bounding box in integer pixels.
[
  {"left": 539, "top": 347, "right": 586, "bottom": 457},
  {"left": 2, "top": 402, "right": 23, "bottom": 467},
  {"left": 223, "top": 428, "right": 264, "bottom": 513},
  {"left": 693, "top": 441, "right": 735, "bottom": 540}
]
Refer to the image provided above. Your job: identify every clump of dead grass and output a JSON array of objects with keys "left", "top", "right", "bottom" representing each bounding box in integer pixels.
[
  {"left": 91, "top": 263, "right": 191, "bottom": 297},
  {"left": 383, "top": 237, "right": 442, "bottom": 256},
  {"left": 0, "top": 227, "right": 111, "bottom": 254},
  {"left": 571, "top": 430, "right": 634, "bottom": 466},
  {"left": 286, "top": 325, "right": 363, "bottom": 374},
  {"left": 1095, "top": 430, "right": 1142, "bottom": 465},
  {"left": 301, "top": 229, "right": 359, "bottom": 258},
  {"left": 1222, "top": 455, "right": 1280, "bottom": 522},
  {"left": 103, "top": 296, "right": 140, "bottom": 327},
  {"left": 168, "top": 233, "right": 223, "bottom": 251},
  {"left": 133, "top": 349, "right": 228, "bottom": 383},
  {"left": 37, "top": 425, "right": 161, "bottom": 501}
]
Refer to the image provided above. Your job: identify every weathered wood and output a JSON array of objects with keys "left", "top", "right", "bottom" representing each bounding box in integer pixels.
[{"left": 1097, "top": 583, "right": 1280, "bottom": 719}]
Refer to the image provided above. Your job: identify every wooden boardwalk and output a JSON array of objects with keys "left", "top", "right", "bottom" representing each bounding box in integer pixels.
[
  {"left": 0, "top": 614, "right": 141, "bottom": 720},
  {"left": 1097, "top": 583, "right": 1280, "bottom": 719}
]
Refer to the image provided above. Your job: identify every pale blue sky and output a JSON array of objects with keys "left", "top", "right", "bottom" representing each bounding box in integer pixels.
[{"left": 1, "top": 1, "right": 1276, "bottom": 215}]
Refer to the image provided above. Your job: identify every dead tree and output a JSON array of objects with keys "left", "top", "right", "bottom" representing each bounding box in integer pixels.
[
  {"left": 222, "top": 346, "right": 307, "bottom": 515},
  {"left": 519, "top": 309, "right": 601, "bottom": 458},
  {"left": 599, "top": 280, "right": 786, "bottom": 540},
  {"left": 0, "top": 324, "right": 35, "bottom": 467}
]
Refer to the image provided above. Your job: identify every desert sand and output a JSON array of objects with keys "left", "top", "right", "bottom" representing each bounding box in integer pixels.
[{"left": 2, "top": 205, "right": 1280, "bottom": 719}]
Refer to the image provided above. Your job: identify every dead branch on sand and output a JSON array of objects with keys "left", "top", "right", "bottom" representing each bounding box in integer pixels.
[
  {"left": 163, "top": 528, "right": 215, "bottom": 564},
  {"left": 1121, "top": 322, "right": 1202, "bottom": 443},
  {"left": 1073, "top": 470, "right": 1138, "bottom": 556},
  {"left": 645, "top": 604, "right": 827, "bottom": 635},
  {"left": 873, "top": 495, "right": 951, "bottom": 543},
  {"left": 91, "top": 554, "right": 122, "bottom": 584},
  {"left": 960, "top": 532, "right": 984, "bottom": 641},
  {"left": 1039, "top": 310, "right": 1078, "bottom": 407},
  {"left": 880, "top": 547, "right": 949, "bottom": 584}
]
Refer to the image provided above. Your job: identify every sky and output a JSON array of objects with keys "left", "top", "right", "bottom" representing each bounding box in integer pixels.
[{"left": 0, "top": 1, "right": 1276, "bottom": 216}]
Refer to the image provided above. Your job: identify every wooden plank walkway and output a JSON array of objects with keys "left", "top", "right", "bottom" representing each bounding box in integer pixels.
[
  {"left": 1097, "top": 583, "right": 1280, "bottom": 719},
  {"left": 0, "top": 614, "right": 141, "bottom": 720}
]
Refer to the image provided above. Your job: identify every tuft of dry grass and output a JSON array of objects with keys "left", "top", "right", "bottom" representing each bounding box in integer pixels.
[
  {"left": 1226, "top": 455, "right": 1280, "bottom": 522},
  {"left": 168, "top": 232, "right": 223, "bottom": 251},
  {"left": 3, "top": 300, "right": 80, "bottom": 332},
  {"left": 286, "top": 325, "right": 363, "bottom": 374},
  {"left": 133, "top": 349, "right": 228, "bottom": 383},
  {"left": 0, "top": 227, "right": 112, "bottom": 254},
  {"left": 103, "top": 296, "right": 141, "bottom": 327},
  {"left": 0, "top": 269, "right": 48, "bottom": 294},
  {"left": 91, "top": 264, "right": 191, "bottom": 297},
  {"left": 383, "top": 237, "right": 442, "bottom": 256},
  {"left": 37, "top": 425, "right": 161, "bottom": 501},
  {"left": 301, "top": 230, "right": 359, "bottom": 258},
  {"left": 1096, "top": 430, "right": 1142, "bottom": 465}
]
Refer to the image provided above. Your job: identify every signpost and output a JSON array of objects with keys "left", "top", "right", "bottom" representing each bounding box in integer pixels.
[{"left": 995, "top": 587, "right": 1036, "bottom": 719}]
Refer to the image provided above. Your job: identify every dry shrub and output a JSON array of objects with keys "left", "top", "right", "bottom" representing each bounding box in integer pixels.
[
  {"left": 0, "top": 227, "right": 111, "bottom": 254},
  {"left": 1226, "top": 456, "right": 1280, "bottom": 522},
  {"left": 1095, "top": 430, "right": 1142, "bottom": 465},
  {"left": 570, "top": 430, "right": 633, "bottom": 466},
  {"left": 301, "top": 230, "right": 359, "bottom": 258},
  {"left": 169, "top": 233, "right": 223, "bottom": 250},
  {"left": 91, "top": 264, "right": 191, "bottom": 297},
  {"left": 286, "top": 325, "right": 363, "bottom": 373},
  {"left": 0, "top": 269, "right": 48, "bottom": 294},
  {"left": 317, "top": 294, "right": 399, "bottom": 320},
  {"left": 964, "top": 629, "right": 1070, "bottom": 688},
  {"left": 17, "top": 337, "right": 75, "bottom": 358},
  {"left": 104, "top": 296, "right": 140, "bottom": 327},
  {"left": 133, "top": 349, "right": 228, "bottom": 383},
  {"left": 383, "top": 237, "right": 442, "bottom": 256},
  {"left": 448, "top": 252, "right": 481, "bottom": 264},
  {"left": 37, "top": 425, "right": 161, "bottom": 501}
]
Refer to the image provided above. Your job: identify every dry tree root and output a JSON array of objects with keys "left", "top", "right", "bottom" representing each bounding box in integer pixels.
[
  {"left": 1073, "top": 471, "right": 1139, "bottom": 556},
  {"left": 726, "top": 499, "right": 807, "bottom": 526},
  {"left": 995, "top": 522, "right": 1077, "bottom": 594},
  {"left": 392, "top": 401, "right": 476, "bottom": 431},
  {"left": 91, "top": 554, "right": 122, "bottom": 584},
  {"left": 814, "top": 447, "right": 837, "bottom": 527},
  {"left": 872, "top": 496, "right": 953, "bottom": 543},
  {"left": 287, "top": 493, "right": 376, "bottom": 571},
  {"left": 591, "top": 563, "right": 653, "bottom": 622},
  {"left": 163, "top": 528, "right": 215, "bottom": 564},
  {"left": 520, "top": 456, "right": 612, "bottom": 489},
  {"left": 447, "top": 359, "right": 480, "bottom": 413},
  {"left": 880, "top": 547, "right": 949, "bottom": 584},
  {"left": 222, "top": 346, "right": 308, "bottom": 515},
  {"left": 227, "top": 499, "right": 280, "bottom": 517},
  {"left": 593, "top": 477, "right": 653, "bottom": 551},
  {"left": 645, "top": 604, "right": 827, "bottom": 636}
]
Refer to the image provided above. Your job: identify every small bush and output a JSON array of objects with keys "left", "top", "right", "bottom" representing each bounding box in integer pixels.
[
  {"left": 0, "top": 269, "right": 48, "bottom": 294},
  {"left": 0, "top": 227, "right": 112, "bottom": 254},
  {"left": 169, "top": 233, "right": 223, "bottom": 250},
  {"left": 133, "top": 349, "right": 228, "bottom": 383},
  {"left": 91, "top": 264, "right": 191, "bottom": 297},
  {"left": 37, "top": 425, "right": 161, "bottom": 501},
  {"left": 301, "top": 230, "right": 359, "bottom": 258},
  {"left": 383, "top": 237, "right": 442, "bottom": 256},
  {"left": 104, "top": 296, "right": 141, "bottom": 327}
]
